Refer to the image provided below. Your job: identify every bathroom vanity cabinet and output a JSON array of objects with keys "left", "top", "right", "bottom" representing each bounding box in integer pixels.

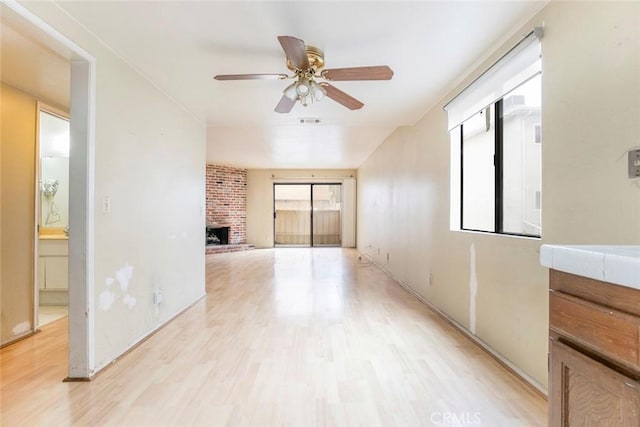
[{"left": 38, "top": 237, "right": 68, "bottom": 304}]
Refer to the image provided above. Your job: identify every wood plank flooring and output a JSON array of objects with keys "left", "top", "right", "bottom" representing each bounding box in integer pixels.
[{"left": 0, "top": 248, "right": 546, "bottom": 426}]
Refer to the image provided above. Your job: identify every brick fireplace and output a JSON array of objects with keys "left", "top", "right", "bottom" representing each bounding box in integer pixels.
[{"left": 205, "top": 164, "right": 252, "bottom": 253}]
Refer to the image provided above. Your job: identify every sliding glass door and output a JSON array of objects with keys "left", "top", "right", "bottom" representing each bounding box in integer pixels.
[
  {"left": 312, "top": 184, "right": 341, "bottom": 246},
  {"left": 274, "top": 184, "right": 312, "bottom": 245},
  {"left": 273, "top": 183, "right": 342, "bottom": 247}
]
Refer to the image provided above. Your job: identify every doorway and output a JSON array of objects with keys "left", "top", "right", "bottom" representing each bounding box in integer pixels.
[
  {"left": 36, "top": 104, "right": 70, "bottom": 327},
  {"left": 2, "top": 1, "right": 95, "bottom": 378},
  {"left": 273, "top": 183, "right": 342, "bottom": 247}
]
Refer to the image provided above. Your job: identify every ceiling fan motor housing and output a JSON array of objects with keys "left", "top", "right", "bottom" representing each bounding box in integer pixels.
[{"left": 286, "top": 45, "right": 325, "bottom": 72}]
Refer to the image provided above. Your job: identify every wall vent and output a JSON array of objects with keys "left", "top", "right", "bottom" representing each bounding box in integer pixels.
[{"left": 299, "top": 118, "right": 321, "bottom": 124}]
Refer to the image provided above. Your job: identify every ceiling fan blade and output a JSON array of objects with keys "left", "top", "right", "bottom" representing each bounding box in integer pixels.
[
  {"left": 320, "top": 83, "right": 364, "bottom": 110},
  {"left": 322, "top": 65, "right": 394, "bottom": 81},
  {"left": 277, "top": 35, "right": 309, "bottom": 70},
  {"left": 274, "top": 95, "right": 296, "bottom": 113},
  {"left": 214, "top": 74, "right": 287, "bottom": 81}
]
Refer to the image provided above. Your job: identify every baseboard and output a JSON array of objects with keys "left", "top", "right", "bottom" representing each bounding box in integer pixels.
[
  {"left": 370, "top": 259, "right": 548, "bottom": 399},
  {"left": 87, "top": 292, "right": 207, "bottom": 380},
  {"left": 0, "top": 329, "right": 39, "bottom": 349}
]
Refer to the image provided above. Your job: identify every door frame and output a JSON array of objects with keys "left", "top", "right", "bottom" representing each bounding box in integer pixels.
[{"left": 6, "top": 0, "right": 97, "bottom": 379}]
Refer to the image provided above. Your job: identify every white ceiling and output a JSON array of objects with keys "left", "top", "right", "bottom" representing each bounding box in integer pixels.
[{"left": 4, "top": 1, "right": 548, "bottom": 169}]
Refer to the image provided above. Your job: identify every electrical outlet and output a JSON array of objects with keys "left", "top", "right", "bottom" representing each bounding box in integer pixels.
[
  {"left": 629, "top": 149, "right": 640, "bottom": 178},
  {"left": 153, "top": 289, "right": 163, "bottom": 305}
]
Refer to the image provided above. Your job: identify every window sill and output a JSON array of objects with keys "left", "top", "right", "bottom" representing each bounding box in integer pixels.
[{"left": 450, "top": 228, "right": 541, "bottom": 241}]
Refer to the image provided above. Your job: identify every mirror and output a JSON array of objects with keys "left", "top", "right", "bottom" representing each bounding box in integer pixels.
[{"left": 39, "top": 108, "right": 69, "bottom": 236}]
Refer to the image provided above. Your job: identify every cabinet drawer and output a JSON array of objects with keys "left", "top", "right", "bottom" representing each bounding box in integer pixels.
[
  {"left": 550, "top": 290, "right": 640, "bottom": 371},
  {"left": 550, "top": 270, "right": 640, "bottom": 317},
  {"left": 39, "top": 239, "right": 68, "bottom": 256}
]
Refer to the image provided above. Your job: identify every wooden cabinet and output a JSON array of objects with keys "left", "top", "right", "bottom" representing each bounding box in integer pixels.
[{"left": 549, "top": 269, "right": 640, "bottom": 426}]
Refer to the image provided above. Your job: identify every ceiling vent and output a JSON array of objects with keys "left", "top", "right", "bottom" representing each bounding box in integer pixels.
[{"left": 299, "top": 118, "right": 321, "bottom": 124}]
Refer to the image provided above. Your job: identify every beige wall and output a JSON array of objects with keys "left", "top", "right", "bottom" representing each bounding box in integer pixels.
[
  {"left": 541, "top": 2, "right": 640, "bottom": 243},
  {"left": 357, "top": 1, "right": 640, "bottom": 392},
  {"left": 247, "top": 169, "right": 356, "bottom": 248},
  {"left": 22, "top": 2, "right": 207, "bottom": 372},
  {"left": 0, "top": 83, "right": 37, "bottom": 345}
]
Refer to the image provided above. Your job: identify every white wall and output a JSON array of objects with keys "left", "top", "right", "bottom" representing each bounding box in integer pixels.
[
  {"left": 357, "top": 1, "right": 640, "bottom": 391},
  {"left": 21, "top": 2, "right": 207, "bottom": 373},
  {"left": 247, "top": 169, "right": 356, "bottom": 248}
]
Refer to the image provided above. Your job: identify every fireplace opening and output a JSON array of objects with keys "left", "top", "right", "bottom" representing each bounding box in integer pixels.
[{"left": 206, "top": 225, "right": 229, "bottom": 245}]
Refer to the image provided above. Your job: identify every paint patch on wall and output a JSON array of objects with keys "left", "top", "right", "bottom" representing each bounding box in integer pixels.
[
  {"left": 469, "top": 243, "right": 478, "bottom": 335},
  {"left": 123, "top": 293, "right": 137, "bottom": 309},
  {"left": 115, "top": 264, "right": 133, "bottom": 292},
  {"left": 99, "top": 290, "right": 116, "bottom": 311},
  {"left": 12, "top": 321, "right": 31, "bottom": 336},
  {"left": 99, "top": 264, "right": 137, "bottom": 311}
]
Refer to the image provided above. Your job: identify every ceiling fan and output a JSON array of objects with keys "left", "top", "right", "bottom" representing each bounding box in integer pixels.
[{"left": 214, "top": 35, "right": 394, "bottom": 113}]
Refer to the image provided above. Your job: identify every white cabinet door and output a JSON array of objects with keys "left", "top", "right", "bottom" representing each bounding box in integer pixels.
[
  {"left": 45, "top": 257, "right": 68, "bottom": 290},
  {"left": 38, "top": 240, "right": 69, "bottom": 290}
]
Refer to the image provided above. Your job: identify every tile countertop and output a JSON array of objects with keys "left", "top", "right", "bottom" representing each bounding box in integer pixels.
[{"left": 540, "top": 245, "right": 640, "bottom": 290}]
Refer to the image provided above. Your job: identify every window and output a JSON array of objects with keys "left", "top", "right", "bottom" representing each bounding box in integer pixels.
[
  {"left": 446, "top": 29, "right": 542, "bottom": 238},
  {"left": 460, "top": 75, "right": 542, "bottom": 236},
  {"left": 461, "top": 106, "right": 495, "bottom": 232}
]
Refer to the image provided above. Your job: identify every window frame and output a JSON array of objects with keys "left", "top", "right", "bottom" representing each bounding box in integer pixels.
[{"left": 459, "top": 97, "right": 541, "bottom": 239}]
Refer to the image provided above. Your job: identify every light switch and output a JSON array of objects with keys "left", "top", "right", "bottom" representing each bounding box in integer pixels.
[
  {"left": 102, "top": 196, "right": 111, "bottom": 213},
  {"left": 629, "top": 149, "right": 640, "bottom": 178}
]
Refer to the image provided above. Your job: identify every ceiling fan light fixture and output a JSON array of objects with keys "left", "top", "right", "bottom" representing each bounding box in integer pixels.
[
  {"left": 283, "top": 81, "right": 298, "bottom": 100},
  {"left": 310, "top": 80, "right": 326, "bottom": 101},
  {"left": 296, "top": 79, "right": 311, "bottom": 97}
]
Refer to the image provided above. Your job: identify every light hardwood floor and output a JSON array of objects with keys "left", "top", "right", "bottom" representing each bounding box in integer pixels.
[
  {"left": 0, "top": 248, "right": 546, "bottom": 426},
  {"left": 38, "top": 305, "right": 68, "bottom": 327}
]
